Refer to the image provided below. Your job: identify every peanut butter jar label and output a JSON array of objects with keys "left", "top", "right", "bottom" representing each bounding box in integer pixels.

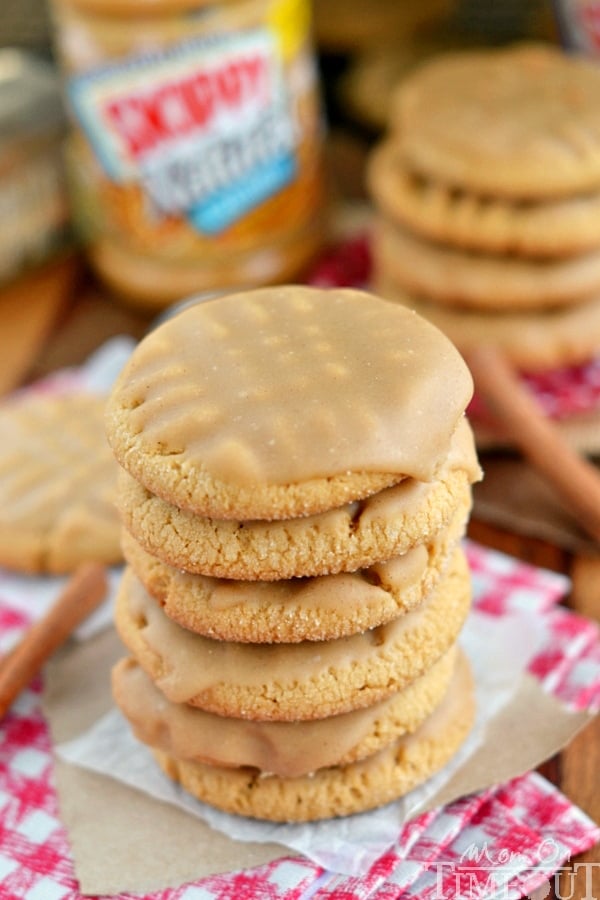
[
  {"left": 52, "top": 0, "right": 325, "bottom": 303},
  {"left": 69, "top": 29, "right": 299, "bottom": 233}
]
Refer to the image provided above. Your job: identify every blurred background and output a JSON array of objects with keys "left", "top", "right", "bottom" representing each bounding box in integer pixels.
[{"left": 0, "top": 0, "right": 579, "bottom": 386}]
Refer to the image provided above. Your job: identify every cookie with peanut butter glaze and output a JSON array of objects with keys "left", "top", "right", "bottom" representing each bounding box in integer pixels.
[
  {"left": 112, "top": 646, "right": 458, "bottom": 777},
  {"left": 118, "top": 416, "right": 479, "bottom": 581},
  {"left": 114, "top": 546, "right": 471, "bottom": 721},
  {"left": 120, "top": 493, "right": 469, "bottom": 642},
  {"left": 0, "top": 392, "right": 122, "bottom": 574},
  {"left": 152, "top": 651, "right": 475, "bottom": 821},
  {"left": 105, "top": 286, "right": 474, "bottom": 522}
]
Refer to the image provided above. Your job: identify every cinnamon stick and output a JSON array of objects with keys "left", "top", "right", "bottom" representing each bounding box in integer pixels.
[
  {"left": 465, "top": 344, "right": 600, "bottom": 545},
  {"left": 0, "top": 561, "right": 108, "bottom": 718}
]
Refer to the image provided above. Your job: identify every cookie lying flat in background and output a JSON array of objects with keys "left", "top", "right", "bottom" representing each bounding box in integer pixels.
[{"left": 0, "top": 392, "right": 122, "bottom": 574}]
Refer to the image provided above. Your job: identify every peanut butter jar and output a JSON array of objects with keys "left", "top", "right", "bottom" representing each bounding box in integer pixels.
[{"left": 50, "top": 0, "right": 327, "bottom": 310}]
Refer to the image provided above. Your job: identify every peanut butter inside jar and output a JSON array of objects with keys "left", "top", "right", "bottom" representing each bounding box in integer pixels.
[{"left": 50, "top": 0, "right": 327, "bottom": 310}]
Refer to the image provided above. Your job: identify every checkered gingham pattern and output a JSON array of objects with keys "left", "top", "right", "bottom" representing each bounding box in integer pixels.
[{"left": 0, "top": 541, "right": 599, "bottom": 900}]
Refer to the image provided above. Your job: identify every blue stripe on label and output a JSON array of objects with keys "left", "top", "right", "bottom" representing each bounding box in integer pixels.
[{"left": 188, "top": 153, "right": 296, "bottom": 234}]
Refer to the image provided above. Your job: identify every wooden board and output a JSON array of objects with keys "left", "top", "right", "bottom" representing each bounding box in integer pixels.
[{"left": 0, "top": 254, "right": 79, "bottom": 395}]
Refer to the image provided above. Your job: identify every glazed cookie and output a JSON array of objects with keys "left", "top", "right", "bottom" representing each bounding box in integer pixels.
[
  {"left": 105, "top": 286, "right": 474, "bottom": 521},
  {"left": 375, "top": 276, "right": 600, "bottom": 372},
  {"left": 368, "top": 141, "right": 600, "bottom": 259},
  {"left": 374, "top": 217, "right": 600, "bottom": 311},
  {"left": 112, "top": 646, "right": 458, "bottom": 777},
  {"left": 152, "top": 651, "right": 475, "bottom": 822},
  {"left": 120, "top": 495, "right": 469, "bottom": 642},
  {"left": 393, "top": 44, "right": 600, "bottom": 200},
  {"left": 114, "top": 547, "right": 471, "bottom": 721},
  {"left": 0, "top": 392, "right": 122, "bottom": 574},
  {"left": 118, "top": 418, "right": 478, "bottom": 581}
]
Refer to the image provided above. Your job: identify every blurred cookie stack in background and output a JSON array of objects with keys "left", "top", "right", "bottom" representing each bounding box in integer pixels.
[
  {"left": 315, "top": 0, "right": 555, "bottom": 209},
  {"left": 105, "top": 285, "right": 482, "bottom": 822},
  {"left": 368, "top": 43, "right": 600, "bottom": 452}
]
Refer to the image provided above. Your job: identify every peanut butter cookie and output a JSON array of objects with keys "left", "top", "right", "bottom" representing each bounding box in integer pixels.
[
  {"left": 369, "top": 140, "right": 600, "bottom": 259},
  {"left": 394, "top": 44, "right": 600, "bottom": 200},
  {"left": 374, "top": 217, "right": 600, "bottom": 311},
  {"left": 105, "top": 286, "right": 474, "bottom": 522},
  {"left": 120, "top": 495, "right": 469, "bottom": 642},
  {"left": 112, "top": 646, "right": 458, "bottom": 777},
  {"left": 117, "top": 417, "right": 479, "bottom": 581},
  {"left": 114, "top": 547, "right": 471, "bottom": 721},
  {"left": 0, "top": 393, "right": 121, "bottom": 574},
  {"left": 151, "top": 651, "right": 474, "bottom": 821}
]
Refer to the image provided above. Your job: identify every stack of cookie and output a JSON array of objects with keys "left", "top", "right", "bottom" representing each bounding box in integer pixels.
[
  {"left": 105, "top": 285, "right": 481, "bottom": 822},
  {"left": 368, "top": 43, "right": 600, "bottom": 447}
]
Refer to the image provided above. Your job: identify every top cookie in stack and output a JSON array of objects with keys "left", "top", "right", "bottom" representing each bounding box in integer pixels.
[
  {"left": 369, "top": 44, "right": 600, "bottom": 391},
  {"left": 105, "top": 285, "right": 482, "bottom": 822}
]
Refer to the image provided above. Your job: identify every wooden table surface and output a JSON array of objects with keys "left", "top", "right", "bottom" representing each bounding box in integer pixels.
[{"left": 3, "top": 253, "right": 599, "bottom": 899}]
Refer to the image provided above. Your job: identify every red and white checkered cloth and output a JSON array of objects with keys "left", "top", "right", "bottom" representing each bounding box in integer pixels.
[{"left": 0, "top": 541, "right": 599, "bottom": 900}]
